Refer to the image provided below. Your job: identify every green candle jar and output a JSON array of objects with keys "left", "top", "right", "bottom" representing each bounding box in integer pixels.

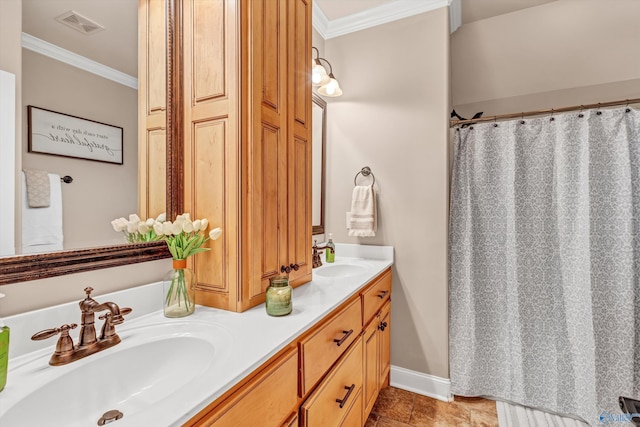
[{"left": 266, "top": 275, "right": 292, "bottom": 316}]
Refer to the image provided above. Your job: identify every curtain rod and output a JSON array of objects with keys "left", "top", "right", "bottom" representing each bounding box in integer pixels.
[{"left": 450, "top": 97, "right": 640, "bottom": 127}]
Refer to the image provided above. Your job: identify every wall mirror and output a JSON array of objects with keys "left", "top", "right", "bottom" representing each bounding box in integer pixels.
[
  {"left": 312, "top": 94, "right": 326, "bottom": 235},
  {"left": 0, "top": 0, "right": 180, "bottom": 285}
]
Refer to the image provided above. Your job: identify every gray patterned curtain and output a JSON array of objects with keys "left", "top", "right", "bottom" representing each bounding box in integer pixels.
[{"left": 449, "top": 107, "right": 640, "bottom": 426}]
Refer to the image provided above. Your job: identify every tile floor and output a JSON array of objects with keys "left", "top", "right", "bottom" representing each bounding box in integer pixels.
[{"left": 366, "top": 386, "right": 499, "bottom": 427}]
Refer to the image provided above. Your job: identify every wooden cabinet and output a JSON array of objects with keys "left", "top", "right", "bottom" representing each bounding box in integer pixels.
[
  {"left": 300, "top": 337, "right": 364, "bottom": 427},
  {"left": 361, "top": 270, "right": 392, "bottom": 420},
  {"left": 184, "top": 268, "right": 392, "bottom": 427},
  {"left": 176, "top": 0, "right": 312, "bottom": 312},
  {"left": 188, "top": 348, "right": 299, "bottom": 427}
]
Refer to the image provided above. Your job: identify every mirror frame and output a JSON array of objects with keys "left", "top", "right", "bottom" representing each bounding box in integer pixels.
[
  {"left": 312, "top": 94, "right": 326, "bottom": 235},
  {"left": 0, "top": 0, "right": 182, "bottom": 286}
]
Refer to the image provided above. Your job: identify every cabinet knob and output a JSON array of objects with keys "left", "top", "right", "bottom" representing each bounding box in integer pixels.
[
  {"left": 290, "top": 263, "right": 300, "bottom": 271},
  {"left": 281, "top": 265, "right": 292, "bottom": 274},
  {"left": 335, "top": 384, "right": 356, "bottom": 409},
  {"left": 378, "top": 321, "right": 388, "bottom": 331},
  {"left": 333, "top": 329, "right": 354, "bottom": 347}
]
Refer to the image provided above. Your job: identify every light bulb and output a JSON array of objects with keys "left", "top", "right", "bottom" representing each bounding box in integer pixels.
[
  {"left": 318, "top": 75, "right": 342, "bottom": 97},
  {"left": 312, "top": 63, "right": 330, "bottom": 86}
]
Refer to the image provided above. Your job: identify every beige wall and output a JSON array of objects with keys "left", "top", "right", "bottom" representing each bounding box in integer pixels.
[
  {"left": 323, "top": 8, "right": 451, "bottom": 378},
  {"left": 22, "top": 50, "right": 139, "bottom": 250},
  {"left": 452, "top": 0, "right": 640, "bottom": 116}
]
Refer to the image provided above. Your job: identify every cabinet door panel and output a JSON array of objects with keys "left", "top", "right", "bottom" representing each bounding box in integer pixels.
[
  {"left": 379, "top": 301, "right": 391, "bottom": 387},
  {"left": 362, "top": 317, "right": 379, "bottom": 418}
]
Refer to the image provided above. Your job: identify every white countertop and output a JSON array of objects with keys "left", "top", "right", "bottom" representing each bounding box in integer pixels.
[{"left": 1, "top": 244, "right": 393, "bottom": 427}]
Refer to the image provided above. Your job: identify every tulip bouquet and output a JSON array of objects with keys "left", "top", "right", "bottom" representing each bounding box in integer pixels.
[
  {"left": 155, "top": 213, "right": 222, "bottom": 317},
  {"left": 111, "top": 213, "right": 166, "bottom": 243},
  {"left": 111, "top": 212, "right": 222, "bottom": 317}
]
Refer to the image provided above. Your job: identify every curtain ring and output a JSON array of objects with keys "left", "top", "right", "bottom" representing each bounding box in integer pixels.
[
  {"left": 550, "top": 108, "right": 555, "bottom": 122},
  {"left": 626, "top": 99, "right": 631, "bottom": 113},
  {"left": 519, "top": 112, "right": 525, "bottom": 125},
  {"left": 596, "top": 103, "right": 602, "bottom": 116},
  {"left": 493, "top": 117, "right": 498, "bottom": 127},
  {"left": 578, "top": 105, "right": 584, "bottom": 118}
]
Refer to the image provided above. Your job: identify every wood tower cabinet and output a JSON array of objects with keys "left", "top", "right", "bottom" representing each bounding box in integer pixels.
[{"left": 140, "top": 0, "right": 313, "bottom": 312}]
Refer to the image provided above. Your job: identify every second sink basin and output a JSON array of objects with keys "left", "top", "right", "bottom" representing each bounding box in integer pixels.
[
  {"left": 314, "top": 263, "right": 368, "bottom": 278},
  {"left": 0, "top": 320, "right": 233, "bottom": 427}
]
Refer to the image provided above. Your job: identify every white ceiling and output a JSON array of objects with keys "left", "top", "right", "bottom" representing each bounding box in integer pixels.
[{"left": 22, "top": 0, "right": 137, "bottom": 77}]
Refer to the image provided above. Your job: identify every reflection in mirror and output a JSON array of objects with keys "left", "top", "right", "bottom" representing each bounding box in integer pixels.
[
  {"left": 312, "top": 94, "right": 326, "bottom": 235},
  {"left": 0, "top": 0, "right": 173, "bottom": 285},
  {"left": 17, "top": 0, "right": 140, "bottom": 254}
]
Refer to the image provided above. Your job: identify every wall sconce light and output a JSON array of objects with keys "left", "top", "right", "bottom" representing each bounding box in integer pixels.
[{"left": 312, "top": 47, "right": 342, "bottom": 97}]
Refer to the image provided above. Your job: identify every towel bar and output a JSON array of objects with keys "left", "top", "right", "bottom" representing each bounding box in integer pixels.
[
  {"left": 60, "top": 176, "right": 73, "bottom": 184},
  {"left": 354, "top": 166, "right": 375, "bottom": 186}
]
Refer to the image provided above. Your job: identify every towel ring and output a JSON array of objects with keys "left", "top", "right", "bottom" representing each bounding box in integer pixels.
[{"left": 354, "top": 166, "right": 375, "bottom": 186}]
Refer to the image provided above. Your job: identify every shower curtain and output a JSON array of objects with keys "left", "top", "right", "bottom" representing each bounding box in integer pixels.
[{"left": 449, "top": 107, "right": 640, "bottom": 426}]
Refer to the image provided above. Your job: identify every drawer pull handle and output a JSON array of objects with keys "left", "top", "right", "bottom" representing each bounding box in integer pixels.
[
  {"left": 333, "top": 329, "right": 353, "bottom": 347},
  {"left": 378, "top": 321, "right": 388, "bottom": 331},
  {"left": 377, "top": 290, "right": 389, "bottom": 299},
  {"left": 336, "top": 384, "right": 355, "bottom": 409}
]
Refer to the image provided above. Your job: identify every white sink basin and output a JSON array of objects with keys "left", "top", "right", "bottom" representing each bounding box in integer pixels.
[
  {"left": 314, "top": 263, "right": 368, "bottom": 278},
  {"left": 0, "top": 320, "right": 232, "bottom": 427}
]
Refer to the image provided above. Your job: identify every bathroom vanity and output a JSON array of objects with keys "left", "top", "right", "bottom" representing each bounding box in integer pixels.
[{"left": 0, "top": 244, "right": 393, "bottom": 427}]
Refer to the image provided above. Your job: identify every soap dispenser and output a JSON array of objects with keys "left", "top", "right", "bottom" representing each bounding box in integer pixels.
[
  {"left": 0, "top": 292, "right": 8, "bottom": 392},
  {"left": 326, "top": 233, "right": 335, "bottom": 263}
]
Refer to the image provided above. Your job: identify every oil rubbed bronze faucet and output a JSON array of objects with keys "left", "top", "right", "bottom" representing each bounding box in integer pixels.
[
  {"left": 31, "top": 287, "right": 131, "bottom": 366},
  {"left": 312, "top": 240, "right": 334, "bottom": 268}
]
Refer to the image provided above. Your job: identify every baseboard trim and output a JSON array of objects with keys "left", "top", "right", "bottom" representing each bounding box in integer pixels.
[{"left": 390, "top": 365, "right": 453, "bottom": 402}]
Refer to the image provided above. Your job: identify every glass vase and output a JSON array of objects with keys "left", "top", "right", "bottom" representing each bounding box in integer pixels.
[{"left": 163, "top": 259, "right": 196, "bottom": 318}]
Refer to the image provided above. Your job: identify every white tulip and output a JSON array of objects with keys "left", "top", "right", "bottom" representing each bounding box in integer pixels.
[
  {"left": 156, "top": 212, "right": 167, "bottom": 223},
  {"left": 201, "top": 218, "right": 209, "bottom": 230},
  {"left": 183, "top": 213, "right": 191, "bottom": 221},
  {"left": 162, "top": 221, "right": 173, "bottom": 235},
  {"left": 171, "top": 221, "right": 183, "bottom": 235},
  {"left": 127, "top": 221, "right": 138, "bottom": 234},
  {"left": 128, "top": 214, "right": 141, "bottom": 223},
  {"left": 192, "top": 219, "right": 202, "bottom": 231},
  {"left": 153, "top": 221, "right": 164, "bottom": 236},
  {"left": 138, "top": 222, "right": 151, "bottom": 234},
  {"left": 209, "top": 227, "right": 222, "bottom": 240},
  {"left": 111, "top": 217, "right": 128, "bottom": 232},
  {"left": 145, "top": 218, "right": 155, "bottom": 227},
  {"left": 182, "top": 220, "right": 194, "bottom": 233}
]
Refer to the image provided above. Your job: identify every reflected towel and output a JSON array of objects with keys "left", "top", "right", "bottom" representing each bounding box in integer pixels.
[
  {"left": 347, "top": 185, "right": 377, "bottom": 237},
  {"left": 22, "top": 172, "right": 63, "bottom": 253},
  {"left": 23, "top": 169, "right": 50, "bottom": 207}
]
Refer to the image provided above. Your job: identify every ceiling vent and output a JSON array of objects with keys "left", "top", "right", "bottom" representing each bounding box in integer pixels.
[{"left": 55, "top": 10, "right": 105, "bottom": 35}]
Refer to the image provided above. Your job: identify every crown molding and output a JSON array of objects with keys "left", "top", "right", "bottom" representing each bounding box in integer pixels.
[
  {"left": 21, "top": 33, "right": 138, "bottom": 90},
  {"left": 313, "top": 0, "right": 460, "bottom": 40}
]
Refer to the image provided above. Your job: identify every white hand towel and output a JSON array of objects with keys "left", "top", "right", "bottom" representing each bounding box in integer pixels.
[
  {"left": 347, "top": 185, "right": 377, "bottom": 237},
  {"left": 21, "top": 172, "right": 63, "bottom": 253}
]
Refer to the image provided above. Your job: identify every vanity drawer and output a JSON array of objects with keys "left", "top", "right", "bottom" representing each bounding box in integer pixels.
[
  {"left": 300, "top": 336, "right": 363, "bottom": 427},
  {"left": 299, "top": 298, "right": 362, "bottom": 395},
  {"left": 361, "top": 268, "right": 392, "bottom": 326}
]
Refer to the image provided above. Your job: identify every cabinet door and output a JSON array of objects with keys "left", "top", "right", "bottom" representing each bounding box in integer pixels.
[
  {"left": 286, "top": 0, "right": 312, "bottom": 285},
  {"left": 378, "top": 302, "right": 391, "bottom": 387},
  {"left": 243, "top": 0, "right": 290, "bottom": 307},
  {"left": 362, "top": 316, "right": 379, "bottom": 419}
]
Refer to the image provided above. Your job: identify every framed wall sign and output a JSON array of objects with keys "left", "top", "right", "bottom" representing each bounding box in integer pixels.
[{"left": 28, "top": 105, "right": 123, "bottom": 164}]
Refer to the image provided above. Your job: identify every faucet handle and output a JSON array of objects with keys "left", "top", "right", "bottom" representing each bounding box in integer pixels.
[
  {"left": 31, "top": 323, "right": 78, "bottom": 341},
  {"left": 99, "top": 307, "right": 132, "bottom": 339},
  {"left": 84, "top": 287, "right": 94, "bottom": 297},
  {"left": 32, "top": 324, "right": 78, "bottom": 355}
]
